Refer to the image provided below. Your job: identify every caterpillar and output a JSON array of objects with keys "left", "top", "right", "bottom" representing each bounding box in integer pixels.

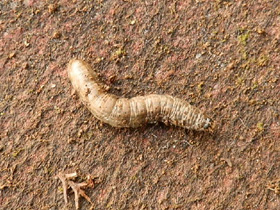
[{"left": 67, "top": 59, "right": 212, "bottom": 131}]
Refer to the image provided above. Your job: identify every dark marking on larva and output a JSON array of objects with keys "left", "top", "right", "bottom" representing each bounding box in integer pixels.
[{"left": 67, "top": 59, "right": 213, "bottom": 131}]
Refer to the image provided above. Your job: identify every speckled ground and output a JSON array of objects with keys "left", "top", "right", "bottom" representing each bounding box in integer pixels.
[{"left": 0, "top": 0, "right": 279, "bottom": 209}]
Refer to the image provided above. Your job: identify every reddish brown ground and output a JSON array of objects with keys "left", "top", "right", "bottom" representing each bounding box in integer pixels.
[{"left": 1, "top": 0, "right": 280, "bottom": 209}]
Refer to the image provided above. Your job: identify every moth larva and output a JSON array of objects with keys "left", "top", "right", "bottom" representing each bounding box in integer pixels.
[{"left": 67, "top": 59, "right": 212, "bottom": 131}]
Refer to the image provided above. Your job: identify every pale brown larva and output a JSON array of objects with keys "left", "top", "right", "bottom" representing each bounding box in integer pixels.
[{"left": 67, "top": 59, "right": 212, "bottom": 131}]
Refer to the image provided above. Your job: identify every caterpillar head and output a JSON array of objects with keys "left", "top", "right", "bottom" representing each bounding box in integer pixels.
[
  {"left": 202, "top": 117, "right": 215, "bottom": 133},
  {"left": 203, "top": 118, "right": 212, "bottom": 129}
]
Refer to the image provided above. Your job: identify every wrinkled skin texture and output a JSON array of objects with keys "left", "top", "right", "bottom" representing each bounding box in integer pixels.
[{"left": 68, "top": 60, "right": 212, "bottom": 131}]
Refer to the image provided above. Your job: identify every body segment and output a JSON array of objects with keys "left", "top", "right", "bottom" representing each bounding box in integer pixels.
[{"left": 68, "top": 59, "right": 212, "bottom": 131}]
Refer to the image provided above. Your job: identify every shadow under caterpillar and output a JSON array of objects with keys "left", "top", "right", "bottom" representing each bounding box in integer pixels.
[{"left": 67, "top": 59, "right": 212, "bottom": 131}]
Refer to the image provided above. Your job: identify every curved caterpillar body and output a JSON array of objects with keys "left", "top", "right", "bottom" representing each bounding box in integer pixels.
[{"left": 67, "top": 59, "right": 212, "bottom": 131}]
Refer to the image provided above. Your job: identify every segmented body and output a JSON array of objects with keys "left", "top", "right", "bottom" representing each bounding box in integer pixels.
[{"left": 67, "top": 59, "right": 212, "bottom": 131}]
